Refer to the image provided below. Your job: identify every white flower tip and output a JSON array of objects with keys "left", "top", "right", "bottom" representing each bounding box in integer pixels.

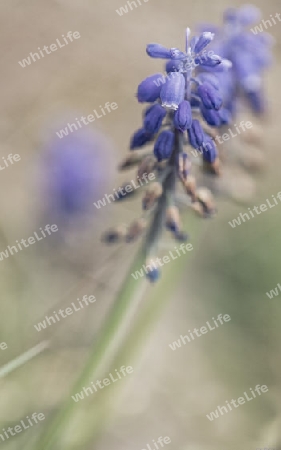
[
  {"left": 221, "top": 59, "right": 232, "bottom": 70},
  {"left": 204, "top": 31, "right": 215, "bottom": 40}
]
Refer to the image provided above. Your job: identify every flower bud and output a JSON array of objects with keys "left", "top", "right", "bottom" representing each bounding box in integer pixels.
[
  {"left": 188, "top": 119, "right": 204, "bottom": 149},
  {"left": 160, "top": 72, "right": 185, "bottom": 110},
  {"left": 145, "top": 258, "right": 160, "bottom": 282},
  {"left": 146, "top": 43, "right": 173, "bottom": 59},
  {"left": 174, "top": 100, "right": 192, "bottom": 131},
  {"left": 154, "top": 130, "right": 175, "bottom": 162},
  {"left": 195, "top": 54, "right": 222, "bottom": 67},
  {"left": 143, "top": 104, "right": 167, "bottom": 134},
  {"left": 146, "top": 44, "right": 186, "bottom": 60},
  {"left": 200, "top": 105, "right": 221, "bottom": 127},
  {"left": 218, "top": 108, "right": 232, "bottom": 125},
  {"left": 165, "top": 59, "right": 184, "bottom": 73},
  {"left": 137, "top": 74, "right": 163, "bottom": 103},
  {"left": 197, "top": 82, "right": 222, "bottom": 110},
  {"left": 238, "top": 4, "right": 261, "bottom": 26},
  {"left": 196, "top": 73, "right": 220, "bottom": 90},
  {"left": 202, "top": 137, "right": 218, "bottom": 163},
  {"left": 130, "top": 128, "right": 152, "bottom": 150},
  {"left": 193, "top": 32, "right": 214, "bottom": 54}
]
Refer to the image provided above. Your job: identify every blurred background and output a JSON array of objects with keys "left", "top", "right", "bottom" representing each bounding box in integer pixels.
[{"left": 0, "top": 0, "right": 281, "bottom": 449}]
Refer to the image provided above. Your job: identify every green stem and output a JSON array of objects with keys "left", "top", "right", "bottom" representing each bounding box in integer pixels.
[
  {"left": 33, "top": 247, "right": 147, "bottom": 450},
  {"left": 67, "top": 213, "right": 205, "bottom": 449}
]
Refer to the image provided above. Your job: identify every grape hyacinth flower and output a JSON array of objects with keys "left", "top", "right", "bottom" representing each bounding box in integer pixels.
[
  {"left": 198, "top": 5, "right": 274, "bottom": 117},
  {"left": 40, "top": 123, "right": 113, "bottom": 232},
  {"left": 103, "top": 28, "right": 230, "bottom": 282}
]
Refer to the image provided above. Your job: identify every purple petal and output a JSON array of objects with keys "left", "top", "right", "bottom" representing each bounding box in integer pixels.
[
  {"left": 174, "top": 100, "right": 192, "bottom": 131},
  {"left": 154, "top": 130, "right": 175, "bottom": 161},
  {"left": 160, "top": 72, "right": 185, "bottom": 110},
  {"left": 137, "top": 73, "right": 163, "bottom": 103},
  {"left": 193, "top": 32, "right": 215, "bottom": 54}
]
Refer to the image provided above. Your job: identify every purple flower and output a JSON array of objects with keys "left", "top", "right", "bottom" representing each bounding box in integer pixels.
[
  {"left": 195, "top": 53, "right": 222, "bottom": 67},
  {"left": 166, "top": 59, "right": 184, "bottom": 73},
  {"left": 154, "top": 130, "right": 174, "bottom": 161},
  {"left": 223, "top": 8, "right": 238, "bottom": 23},
  {"left": 41, "top": 125, "right": 112, "bottom": 221},
  {"left": 160, "top": 72, "right": 185, "bottom": 110},
  {"left": 193, "top": 32, "right": 215, "bottom": 54},
  {"left": 246, "top": 90, "right": 266, "bottom": 115},
  {"left": 187, "top": 119, "right": 205, "bottom": 149},
  {"left": 218, "top": 107, "right": 232, "bottom": 125},
  {"left": 196, "top": 73, "right": 220, "bottom": 90},
  {"left": 200, "top": 104, "right": 221, "bottom": 127},
  {"left": 197, "top": 82, "right": 222, "bottom": 110},
  {"left": 146, "top": 267, "right": 160, "bottom": 282},
  {"left": 202, "top": 137, "right": 217, "bottom": 163},
  {"left": 208, "top": 59, "right": 232, "bottom": 72},
  {"left": 146, "top": 44, "right": 186, "bottom": 60},
  {"left": 137, "top": 74, "right": 163, "bottom": 103},
  {"left": 237, "top": 4, "right": 261, "bottom": 26},
  {"left": 130, "top": 128, "right": 152, "bottom": 150},
  {"left": 174, "top": 100, "right": 192, "bottom": 131},
  {"left": 144, "top": 104, "right": 166, "bottom": 134}
]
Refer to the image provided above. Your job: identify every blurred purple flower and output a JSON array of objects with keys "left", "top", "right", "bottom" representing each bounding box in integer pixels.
[{"left": 40, "top": 123, "right": 113, "bottom": 224}]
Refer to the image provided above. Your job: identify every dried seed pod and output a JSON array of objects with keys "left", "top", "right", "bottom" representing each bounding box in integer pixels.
[
  {"left": 177, "top": 152, "right": 191, "bottom": 181},
  {"left": 126, "top": 218, "right": 147, "bottom": 242},
  {"left": 119, "top": 153, "right": 143, "bottom": 171},
  {"left": 166, "top": 205, "right": 181, "bottom": 232},
  {"left": 137, "top": 155, "right": 156, "bottom": 179},
  {"left": 182, "top": 174, "right": 197, "bottom": 201},
  {"left": 142, "top": 182, "right": 163, "bottom": 210},
  {"left": 196, "top": 188, "right": 216, "bottom": 217},
  {"left": 203, "top": 157, "right": 221, "bottom": 176},
  {"left": 102, "top": 225, "right": 127, "bottom": 243},
  {"left": 165, "top": 206, "right": 188, "bottom": 241},
  {"left": 191, "top": 201, "right": 205, "bottom": 217}
]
